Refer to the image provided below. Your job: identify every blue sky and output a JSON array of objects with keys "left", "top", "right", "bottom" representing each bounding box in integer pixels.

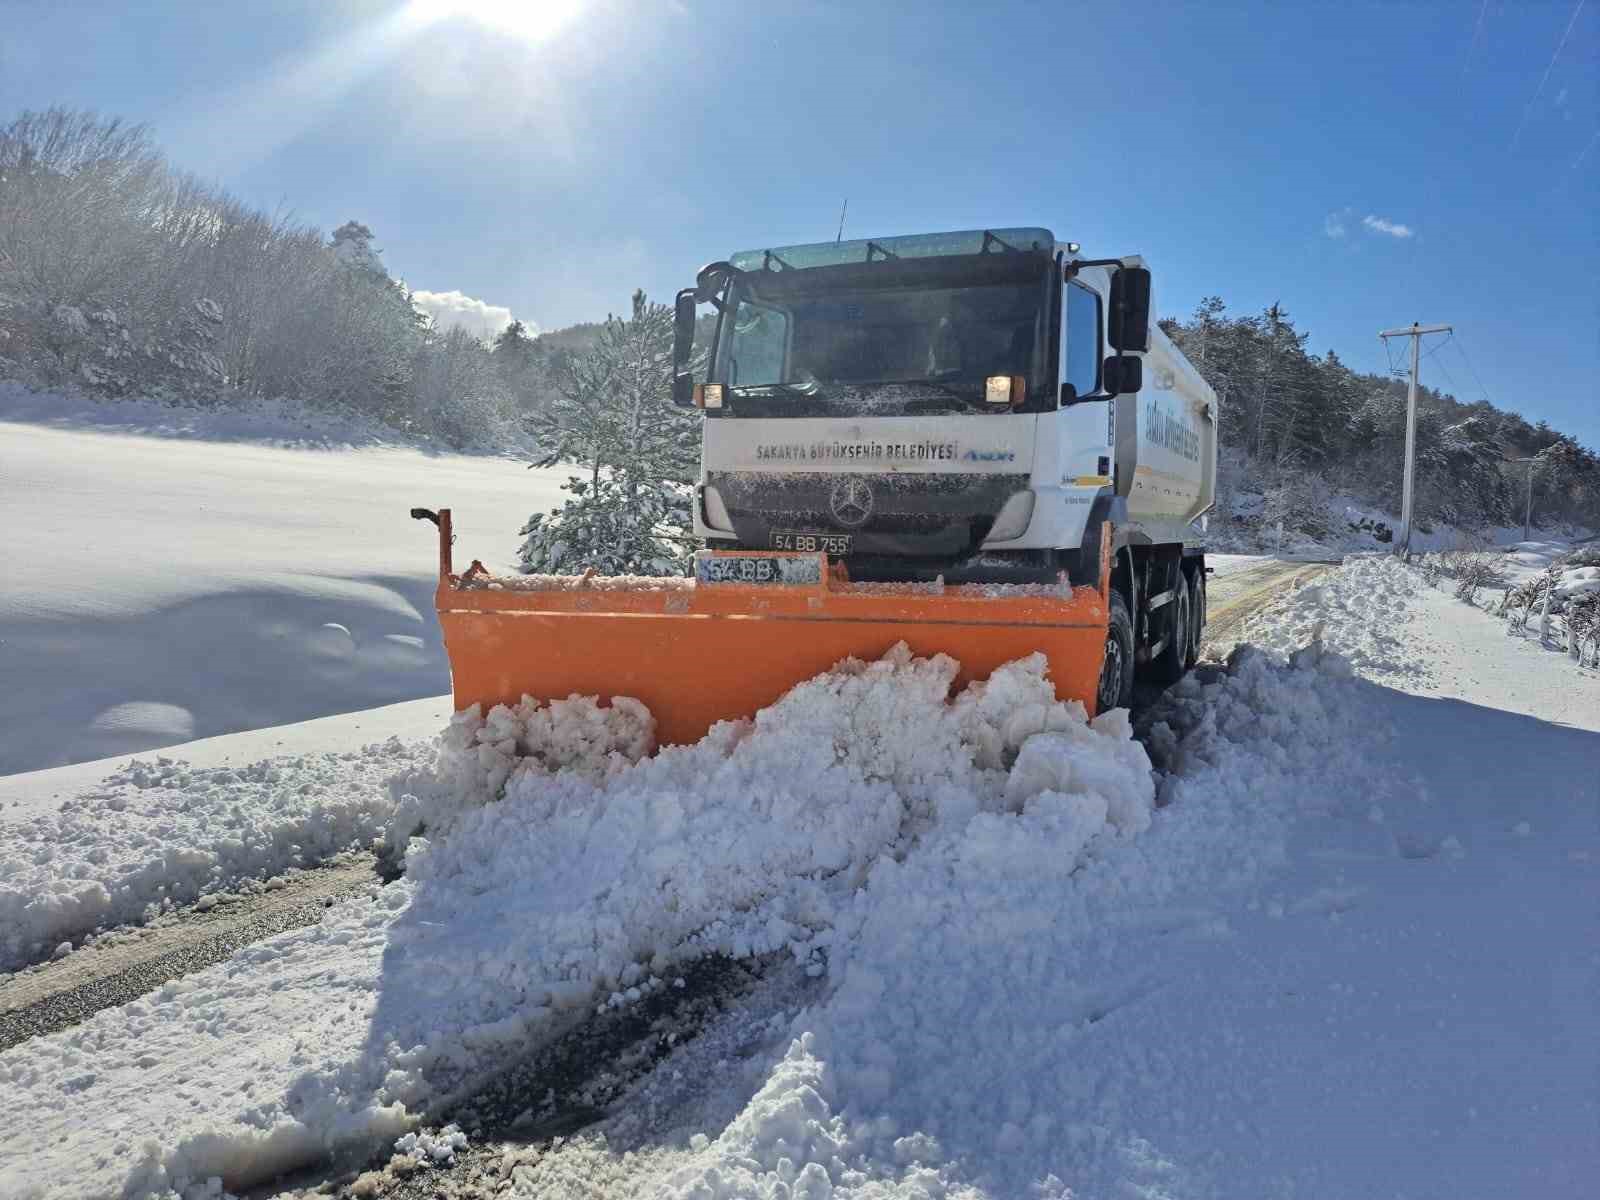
[{"left": 3, "top": 0, "right": 1596, "bottom": 446}]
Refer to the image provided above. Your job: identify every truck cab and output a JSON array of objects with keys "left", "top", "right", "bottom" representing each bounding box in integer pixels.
[{"left": 673, "top": 227, "right": 1213, "bottom": 596}]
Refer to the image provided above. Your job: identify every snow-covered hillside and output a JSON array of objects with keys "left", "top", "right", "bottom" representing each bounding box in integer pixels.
[
  {"left": 0, "top": 392, "right": 566, "bottom": 773},
  {"left": 1, "top": 552, "right": 1594, "bottom": 1199},
  {"left": 1209, "top": 452, "right": 1593, "bottom": 559}
]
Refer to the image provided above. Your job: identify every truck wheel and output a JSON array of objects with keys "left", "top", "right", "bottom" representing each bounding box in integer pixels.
[
  {"left": 1185, "top": 567, "right": 1203, "bottom": 669},
  {"left": 1098, "top": 591, "right": 1135, "bottom": 713},
  {"left": 1149, "top": 572, "right": 1190, "bottom": 685}
]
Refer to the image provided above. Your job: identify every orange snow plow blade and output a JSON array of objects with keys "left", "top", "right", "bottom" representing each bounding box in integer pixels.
[{"left": 416, "top": 509, "right": 1111, "bottom": 749}]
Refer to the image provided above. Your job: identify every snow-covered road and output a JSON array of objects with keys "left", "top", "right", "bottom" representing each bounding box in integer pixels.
[
  {"left": 1198, "top": 557, "right": 1332, "bottom": 655},
  {"left": 0, "top": 555, "right": 1593, "bottom": 1200}
]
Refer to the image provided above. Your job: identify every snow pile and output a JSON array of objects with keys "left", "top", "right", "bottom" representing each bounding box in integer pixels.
[
  {"left": 465, "top": 572, "right": 697, "bottom": 593},
  {"left": 1500, "top": 539, "right": 1575, "bottom": 582},
  {"left": 384, "top": 693, "right": 656, "bottom": 850},
  {"left": 1238, "top": 553, "right": 1426, "bottom": 683},
  {"left": 1555, "top": 563, "right": 1600, "bottom": 600},
  {"left": 1, "top": 646, "right": 1150, "bottom": 1198},
  {"left": 356, "top": 646, "right": 1144, "bottom": 1116},
  {"left": 393, "top": 1123, "right": 468, "bottom": 1165},
  {"left": 649, "top": 645, "right": 1380, "bottom": 1198},
  {"left": 0, "top": 738, "right": 430, "bottom": 971}
]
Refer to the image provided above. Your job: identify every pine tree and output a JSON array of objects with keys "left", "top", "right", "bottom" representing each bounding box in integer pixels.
[{"left": 518, "top": 290, "right": 701, "bottom": 575}]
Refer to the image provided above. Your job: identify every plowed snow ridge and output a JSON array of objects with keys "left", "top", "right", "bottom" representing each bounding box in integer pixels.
[{"left": 2, "top": 633, "right": 1378, "bottom": 1199}]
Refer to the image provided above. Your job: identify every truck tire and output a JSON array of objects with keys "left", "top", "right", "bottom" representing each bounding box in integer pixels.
[
  {"left": 1149, "top": 572, "right": 1190, "bottom": 685},
  {"left": 1185, "top": 567, "right": 1203, "bottom": 669},
  {"left": 1098, "top": 591, "right": 1136, "bottom": 713}
]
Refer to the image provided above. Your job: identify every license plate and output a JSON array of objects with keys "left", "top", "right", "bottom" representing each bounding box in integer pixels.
[
  {"left": 694, "top": 553, "right": 823, "bottom": 586},
  {"left": 771, "top": 530, "right": 852, "bottom": 555}
]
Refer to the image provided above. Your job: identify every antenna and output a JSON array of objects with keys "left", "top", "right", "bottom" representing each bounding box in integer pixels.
[{"left": 835, "top": 197, "right": 848, "bottom": 243}]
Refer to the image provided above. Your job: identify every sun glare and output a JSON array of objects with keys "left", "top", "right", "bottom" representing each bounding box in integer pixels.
[{"left": 404, "top": 0, "right": 585, "bottom": 43}]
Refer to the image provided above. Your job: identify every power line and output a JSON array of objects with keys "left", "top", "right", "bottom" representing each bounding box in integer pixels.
[
  {"left": 1451, "top": 338, "right": 1495, "bottom": 406},
  {"left": 1418, "top": 332, "right": 1462, "bottom": 398},
  {"left": 1575, "top": 128, "right": 1599, "bottom": 169},
  {"left": 1428, "top": 346, "right": 1463, "bottom": 398},
  {"left": 1510, "top": 0, "right": 1587, "bottom": 150},
  {"left": 1383, "top": 335, "right": 1408, "bottom": 378}
]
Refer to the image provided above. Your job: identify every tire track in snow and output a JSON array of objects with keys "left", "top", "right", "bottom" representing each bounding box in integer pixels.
[
  {"left": 0, "top": 855, "right": 383, "bottom": 1051},
  {"left": 248, "top": 956, "right": 809, "bottom": 1200}
]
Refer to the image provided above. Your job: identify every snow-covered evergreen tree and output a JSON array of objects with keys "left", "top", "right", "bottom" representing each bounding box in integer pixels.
[{"left": 518, "top": 290, "right": 701, "bottom": 575}]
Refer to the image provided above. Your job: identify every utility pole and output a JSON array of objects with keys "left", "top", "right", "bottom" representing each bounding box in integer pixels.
[
  {"left": 1510, "top": 456, "right": 1540, "bottom": 543},
  {"left": 1378, "top": 321, "right": 1452, "bottom": 556}
]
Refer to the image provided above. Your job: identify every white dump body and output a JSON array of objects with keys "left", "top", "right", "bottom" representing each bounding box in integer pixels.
[{"left": 1113, "top": 319, "right": 1218, "bottom": 545}]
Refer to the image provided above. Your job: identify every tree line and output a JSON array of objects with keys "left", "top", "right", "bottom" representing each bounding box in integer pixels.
[
  {"left": 0, "top": 108, "right": 575, "bottom": 448},
  {"left": 1161, "top": 298, "right": 1600, "bottom": 538}
]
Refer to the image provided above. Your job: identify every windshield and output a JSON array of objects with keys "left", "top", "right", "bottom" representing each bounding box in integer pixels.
[{"left": 712, "top": 257, "right": 1050, "bottom": 416}]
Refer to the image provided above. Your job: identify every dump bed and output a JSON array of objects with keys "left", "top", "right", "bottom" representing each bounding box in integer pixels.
[{"left": 1115, "top": 322, "right": 1218, "bottom": 542}]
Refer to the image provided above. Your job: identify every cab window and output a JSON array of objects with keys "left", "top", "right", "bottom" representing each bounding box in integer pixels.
[{"left": 1062, "top": 281, "right": 1101, "bottom": 398}]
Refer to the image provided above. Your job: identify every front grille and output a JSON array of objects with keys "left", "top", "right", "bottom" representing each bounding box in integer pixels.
[{"left": 708, "top": 470, "right": 1026, "bottom": 560}]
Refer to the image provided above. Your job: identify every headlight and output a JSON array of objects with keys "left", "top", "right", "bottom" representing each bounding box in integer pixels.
[
  {"left": 701, "top": 484, "right": 734, "bottom": 532},
  {"left": 987, "top": 489, "right": 1035, "bottom": 541},
  {"left": 985, "top": 374, "right": 1024, "bottom": 407}
]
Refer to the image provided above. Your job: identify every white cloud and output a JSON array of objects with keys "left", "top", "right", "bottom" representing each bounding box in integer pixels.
[
  {"left": 1324, "top": 210, "right": 1349, "bottom": 238},
  {"left": 1362, "top": 215, "right": 1415, "bottom": 239},
  {"left": 411, "top": 289, "right": 533, "bottom": 341}
]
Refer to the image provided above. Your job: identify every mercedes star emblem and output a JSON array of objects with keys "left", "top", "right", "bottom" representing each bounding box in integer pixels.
[{"left": 829, "top": 476, "right": 875, "bottom": 528}]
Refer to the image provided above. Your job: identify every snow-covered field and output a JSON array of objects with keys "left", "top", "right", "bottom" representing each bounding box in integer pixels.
[
  {"left": 0, "top": 389, "right": 565, "bottom": 774},
  {"left": 2, "top": 399, "right": 1595, "bottom": 1199}
]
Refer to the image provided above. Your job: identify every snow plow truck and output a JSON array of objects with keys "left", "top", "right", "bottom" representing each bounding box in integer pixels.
[{"left": 415, "top": 227, "right": 1217, "bottom": 746}]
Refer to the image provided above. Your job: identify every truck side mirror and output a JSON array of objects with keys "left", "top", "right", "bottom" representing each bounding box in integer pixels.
[
  {"left": 672, "top": 289, "right": 698, "bottom": 408},
  {"left": 1103, "top": 355, "right": 1143, "bottom": 395},
  {"left": 673, "top": 289, "right": 697, "bottom": 370},
  {"left": 1108, "top": 267, "right": 1151, "bottom": 352}
]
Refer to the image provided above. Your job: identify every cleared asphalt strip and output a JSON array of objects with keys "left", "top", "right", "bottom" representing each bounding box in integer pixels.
[{"left": 0, "top": 855, "right": 382, "bottom": 1052}]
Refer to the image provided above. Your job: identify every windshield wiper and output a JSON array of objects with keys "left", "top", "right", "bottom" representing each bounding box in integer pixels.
[{"left": 731, "top": 382, "right": 818, "bottom": 399}]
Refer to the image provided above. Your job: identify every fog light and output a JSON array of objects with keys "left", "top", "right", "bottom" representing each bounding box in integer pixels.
[
  {"left": 701, "top": 484, "right": 734, "bottom": 532},
  {"left": 988, "top": 489, "right": 1036, "bottom": 541},
  {"left": 985, "top": 375, "right": 1024, "bottom": 407},
  {"left": 695, "top": 383, "right": 724, "bottom": 409}
]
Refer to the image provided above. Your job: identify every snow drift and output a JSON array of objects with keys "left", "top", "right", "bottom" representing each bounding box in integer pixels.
[
  {"left": 2, "top": 644, "right": 1159, "bottom": 1198},
  {"left": 0, "top": 739, "right": 432, "bottom": 971}
]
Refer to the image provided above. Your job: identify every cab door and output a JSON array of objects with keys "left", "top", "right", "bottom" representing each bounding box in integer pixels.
[{"left": 1052, "top": 273, "right": 1112, "bottom": 485}]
